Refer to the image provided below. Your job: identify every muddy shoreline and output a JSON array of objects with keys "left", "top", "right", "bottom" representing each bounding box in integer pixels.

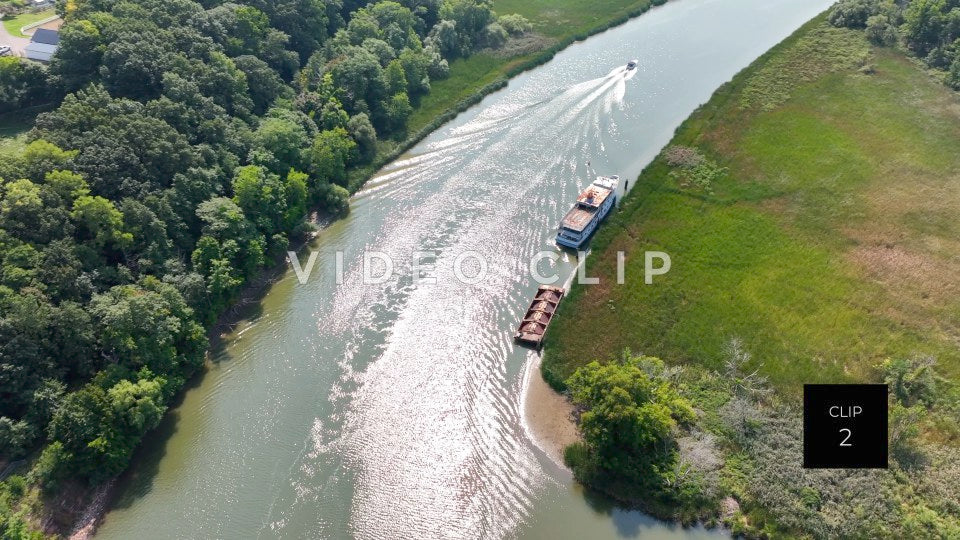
[{"left": 521, "top": 354, "right": 579, "bottom": 466}]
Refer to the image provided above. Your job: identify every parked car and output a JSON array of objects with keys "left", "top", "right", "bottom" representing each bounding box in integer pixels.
[{"left": 0, "top": 45, "right": 12, "bottom": 57}]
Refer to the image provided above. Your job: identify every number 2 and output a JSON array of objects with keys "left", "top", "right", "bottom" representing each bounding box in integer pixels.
[{"left": 839, "top": 428, "right": 852, "bottom": 447}]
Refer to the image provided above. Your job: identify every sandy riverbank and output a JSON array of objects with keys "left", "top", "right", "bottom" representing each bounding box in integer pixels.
[{"left": 521, "top": 353, "right": 579, "bottom": 466}]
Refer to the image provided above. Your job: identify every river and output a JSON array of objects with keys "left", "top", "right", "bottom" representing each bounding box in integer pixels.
[{"left": 95, "top": 0, "right": 834, "bottom": 537}]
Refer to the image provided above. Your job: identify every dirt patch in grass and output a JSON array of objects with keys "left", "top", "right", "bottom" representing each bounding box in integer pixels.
[{"left": 484, "top": 33, "right": 555, "bottom": 59}]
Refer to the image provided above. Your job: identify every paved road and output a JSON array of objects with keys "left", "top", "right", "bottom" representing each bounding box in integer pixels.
[{"left": 0, "top": 20, "right": 30, "bottom": 56}]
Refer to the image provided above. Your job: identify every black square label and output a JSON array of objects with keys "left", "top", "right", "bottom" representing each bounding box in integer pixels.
[{"left": 803, "top": 384, "right": 888, "bottom": 469}]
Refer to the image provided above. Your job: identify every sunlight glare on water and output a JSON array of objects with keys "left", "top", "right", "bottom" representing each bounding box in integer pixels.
[{"left": 95, "top": 0, "right": 834, "bottom": 538}]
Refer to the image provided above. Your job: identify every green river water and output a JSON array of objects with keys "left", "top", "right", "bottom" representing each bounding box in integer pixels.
[{"left": 96, "top": 0, "right": 834, "bottom": 537}]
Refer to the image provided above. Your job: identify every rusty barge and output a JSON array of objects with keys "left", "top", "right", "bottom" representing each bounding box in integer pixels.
[{"left": 513, "top": 285, "right": 565, "bottom": 349}]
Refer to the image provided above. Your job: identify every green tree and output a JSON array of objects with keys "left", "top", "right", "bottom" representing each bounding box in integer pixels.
[
  {"left": 318, "top": 98, "right": 350, "bottom": 130},
  {"left": 231, "top": 165, "right": 288, "bottom": 235},
  {"left": 314, "top": 181, "right": 350, "bottom": 215},
  {"left": 829, "top": 0, "right": 878, "bottom": 29},
  {"left": 191, "top": 235, "right": 244, "bottom": 318},
  {"left": 229, "top": 6, "right": 272, "bottom": 56},
  {"left": 28, "top": 441, "right": 72, "bottom": 493},
  {"left": 0, "top": 58, "right": 49, "bottom": 115},
  {"left": 398, "top": 48, "right": 431, "bottom": 96},
  {"left": 71, "top": 195, "right": 133, "bottom": 251},
  {"left": 48, "top": 19, "right": 104, "bottom": 93},
  {"left": 306, "top": 127, "right": 357, "bottom": 185},
  {"left": 47, "top": 375, "right": 168, "bottom": 483},
  {"left": 565, "top": 354, "right": 694, "bottom": 489},
  {"left": 362, "top": 38, "right": 397, "bottom": 65},
  {"left": 284, "top": 170, "right": 309, "bottom": 230},
  {"left": 89, "top": 278, "right": 206, "bottom": 380},
  {"left": 384, "top": 92, "right": 413, "bottom": 133},
  {"left": 252, "top": 114, "right": 310, "bottom": 175},
  {"left": 329, "top": 47, "right": 387, "bottom": 113},
  {"left": 346, "top": 113, "right": 378, "bottom": 163},
  {"left": 384, "top": 58, "right": 408, "bottom": 95},
  {"left": 233, "top": 55, "right": 287, "bottom": 114},
  {"left": 43, "top": 170, "right": 89, "bottom": 204},
  {"left": 20, "top": 140, "right": 76, "bottom": 184},
  {"left": 0, "top": 418, "right": 35, "bottom": 459}
]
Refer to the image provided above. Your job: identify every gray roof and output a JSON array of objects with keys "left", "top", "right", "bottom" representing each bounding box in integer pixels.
[
  {"left": 25, "top": 42, "right": 57, "bottom": 53},
  {"left": 25, "top": 42, "right": 57, "bottom": 61},
  {"left": 31, "top": 29, "right": 60, "bottom": 46}
]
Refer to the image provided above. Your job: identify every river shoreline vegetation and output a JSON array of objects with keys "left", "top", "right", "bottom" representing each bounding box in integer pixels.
[
  {"left": 545, "top": 6, "right": 960, "bottom": 538},
  {"left": 0, "top": 0, "right": 676, "bottom": 536},
  {"left": 0, "top": 0, "right": 670, "bottom": 536}
]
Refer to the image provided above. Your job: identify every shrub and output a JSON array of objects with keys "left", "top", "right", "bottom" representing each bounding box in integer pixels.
[
  {"left": 949, "top": 56, "right": 960, "bottom": 90},
  {"left": 3, "top": 476, "right": 26, "bottom": 501},
  {"left": 662, "top": 145, "right": 704, "bottom": 168},
  {"left": 880, "top": 356, "right": 941, "bottom": 407},
  {"left": 663, "top": 145, "right": 725, "bottom": 190},
  {"left": 865, "top": 14, "right": 897, "bottom": 45},
  {"left": 482, "top": 22, "right": 508, "bottom": 49},
  {"left": 28, "top": 442, "right": 71, "bottom": 494},
  {"left": 829, "top": 0, "right": 878, "bottom": 29},
  {"left": 315, "top": 182, "right": 350, "bottom": 215},
  {"left": 0, "top": 419, "right": 35, "bottom": 460},
  {"left": 498, "top": 14, "right": 532, "bottom": 36}
]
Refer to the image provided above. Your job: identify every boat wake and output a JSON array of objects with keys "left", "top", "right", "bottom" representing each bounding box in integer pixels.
[
  {"left": 266, "top": 64, "right": 638, "bottom": 538},
  {"left": 90, "top": 0, "right": 838, "bottom": 538}
]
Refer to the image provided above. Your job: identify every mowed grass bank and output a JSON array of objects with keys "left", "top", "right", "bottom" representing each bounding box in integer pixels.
[
  {"left": 351, "top": 0, "right": 667, "bottom": 189},
  {"left": 408, "top": 0, "right": 665, "bottom": 132},
  {"left": 544, "top": 16, "right": 960, "bottom": 394}
]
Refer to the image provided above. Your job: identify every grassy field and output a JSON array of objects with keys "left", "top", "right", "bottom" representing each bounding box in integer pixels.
[
  {"left": 0, "top": 106, "right": 44, "bottom": 157},
  {"left": 495, "top": 0, "right": 658, "bottom": 39},
  {"left": 407, "top": 54, "right": 512, "bottom": 133},
  {"left": 543, "top": 17, "right": 960, "bottom": 396},
  {"left": 405, "top": 0, "right": 661, "bottom": 134},
  {"left": 2, "top": 8, "right": 55, "bottom": 38}
]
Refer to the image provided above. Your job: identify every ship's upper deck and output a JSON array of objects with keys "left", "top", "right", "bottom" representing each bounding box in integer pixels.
[
  {"left": 561, "top": 205, "right": 597, "bottom": 232},
  {"left": 561, "top": 178, "right": 616, "bottom": 232},
  {"left": 575, "top": 185, "right": 612, "bottom": 209}
]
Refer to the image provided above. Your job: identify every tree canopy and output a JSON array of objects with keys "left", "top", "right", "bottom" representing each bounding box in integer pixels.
[{"left": 0, "top": 0, "right": 531, "bottom": 533}]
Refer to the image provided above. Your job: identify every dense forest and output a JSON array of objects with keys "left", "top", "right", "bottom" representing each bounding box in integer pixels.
[{"left": 0, "top": 0, "right": 529, "bottom": 534}]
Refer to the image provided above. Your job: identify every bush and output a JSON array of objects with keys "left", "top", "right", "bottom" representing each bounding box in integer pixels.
[
  {"left": 482, "top": 22, "right": 508, "bottom": 49},
  {"left": 315, "top": 182, "right": 350, "bottom": 215},
  {"left": 829, "top": 0, "right": 878, "bottom": 29},
  {"left": 562, "top": 441, "right": 591, "bottom": 470},
  {"left": 663, "top": 145, "right": 704, "bottom": 167},
  {"left": 28, "top": 442, "right": 71, "bottom": 494},
  {"left": 865, "top": 14, "right": 897, "bottom": 45},
  {"left": 2, "top": 476, "right": 26, "bottom": 502},
  {"left": 663, "top": 145, "right": 725, "bottom": 190},
  {"left": 880, "top": 356, "right": 941, "bottom": 408},
  {"left": 949, "top": 56, "right": 960, "bottom": 90},
  {"left": 0, "top": 419, "right": 35, "bottom": 460},
  {"left": 498, "top": 14, "right": 532, "bottom": 36}
]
